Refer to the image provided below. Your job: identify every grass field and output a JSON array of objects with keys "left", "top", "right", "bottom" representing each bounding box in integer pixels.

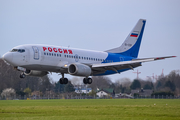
[{"left": 0, "top": 99, "right": 180, "bottom": 120}]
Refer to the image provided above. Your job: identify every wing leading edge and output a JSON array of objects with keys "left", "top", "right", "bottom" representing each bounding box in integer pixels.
[{"left": 91, "top": 56, "right": 176, "bottom": 75}]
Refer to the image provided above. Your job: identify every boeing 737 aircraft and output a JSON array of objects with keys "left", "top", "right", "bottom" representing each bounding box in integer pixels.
[{"left": 2, "top": 19, "right": 176, "bottom": 84}]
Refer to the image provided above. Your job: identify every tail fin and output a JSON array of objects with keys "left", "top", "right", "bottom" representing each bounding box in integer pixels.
[{"left": 106, "top": 19, "right": 146, "bottom": 58}]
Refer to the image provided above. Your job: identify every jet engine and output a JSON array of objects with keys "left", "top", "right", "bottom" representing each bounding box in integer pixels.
[
  {"left": 24, "top": 70, "right": 48, "bottom": 77},
  {"left": 68, "top": 63, "right": 92, "bottom": 76}
]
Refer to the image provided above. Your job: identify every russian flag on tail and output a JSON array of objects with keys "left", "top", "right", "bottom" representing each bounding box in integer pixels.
[{"left": 130, "top": 33, "right": 138, "bottom": 37}]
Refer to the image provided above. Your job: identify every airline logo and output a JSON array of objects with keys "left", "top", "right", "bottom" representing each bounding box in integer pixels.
[
  {"left": 43, "top": 47, "right": 73, "bottom": 54},
  {"left": 130, "top": 33, "right": 138, "bottom": 37}
]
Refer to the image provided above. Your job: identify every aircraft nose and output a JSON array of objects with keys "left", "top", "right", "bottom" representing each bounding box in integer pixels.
[{"left": 2, "top": 52, "right": 13, "bottom": 63}]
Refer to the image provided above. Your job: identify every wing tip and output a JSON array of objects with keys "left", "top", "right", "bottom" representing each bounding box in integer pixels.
[{"left": 155, "top": 56, "right": 176, "bottom": 60}]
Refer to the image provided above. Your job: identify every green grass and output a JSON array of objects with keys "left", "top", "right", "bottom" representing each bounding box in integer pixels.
[{"left": 0, "top": 99, "right": 180, "bottom": 120}]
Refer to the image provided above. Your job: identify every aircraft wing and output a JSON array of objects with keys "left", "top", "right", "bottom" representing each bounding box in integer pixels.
[{"left": 91, "top": 56, "right": 176, "bottom": 74}]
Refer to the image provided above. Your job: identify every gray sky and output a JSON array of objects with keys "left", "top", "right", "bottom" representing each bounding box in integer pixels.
[{"left": 0, "top": 0, "right": 179, "bottom": 82}]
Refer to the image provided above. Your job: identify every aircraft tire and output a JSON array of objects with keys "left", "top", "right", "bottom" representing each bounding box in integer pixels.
[
  {"left": 87, "top": 78, "right": 92, "bottom": 84},
  {"left": 59, "top": 78, "right": 64, "bottom": 84},
  {"left": 20, "top": 73, "right": 25, "bottom": 78},
  {"left": 64, "top": 78, "right": 68, "bottom": 84},
  {"left": 59, "top": 78, "right": 68, "bottom": 84},
  {"left": 83, "top": 78, "right": 88, "bottom": 84}
]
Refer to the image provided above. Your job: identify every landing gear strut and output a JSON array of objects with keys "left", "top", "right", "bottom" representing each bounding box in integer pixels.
[
  {"left": 59, "top": 73, "right": 68, "bottom": 84},
  {"left": 20, "top": 72, "right": 26, "bottom": 78},
  {"left": 83, "top": 77, "right": 92, "bottom": 84}
]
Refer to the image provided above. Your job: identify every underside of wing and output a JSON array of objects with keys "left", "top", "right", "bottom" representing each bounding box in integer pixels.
[{"left": 91, "top": 56, "right": 176, "bottom": 75}]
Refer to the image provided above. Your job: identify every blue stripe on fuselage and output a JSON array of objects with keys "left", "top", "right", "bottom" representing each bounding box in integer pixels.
[
  {"left": 96, "top": 53, "right": 134, "bottom": 76},
  {"left": 102, "top": 52, "right": 134, "bottom": 63}
]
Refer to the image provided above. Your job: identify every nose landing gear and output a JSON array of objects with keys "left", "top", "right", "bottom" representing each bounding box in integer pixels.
[{"left": 20, "top": 72, "right": 26, "bottom": 78}]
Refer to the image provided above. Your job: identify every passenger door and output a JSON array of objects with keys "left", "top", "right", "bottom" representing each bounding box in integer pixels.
[{"left": 32, "top": 46, "right": 39, "bottom": 60}]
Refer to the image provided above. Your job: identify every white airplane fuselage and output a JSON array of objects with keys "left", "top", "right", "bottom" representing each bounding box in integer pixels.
[
  {"left": 2, "top": 19, "right": 175, "bottom": 84},
  {"left": 4, "top": 44, "right": 132, "bottom": 76}
]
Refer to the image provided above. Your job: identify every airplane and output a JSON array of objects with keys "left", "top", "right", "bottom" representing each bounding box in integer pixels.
[{"left": 2, "top": 19, "right": 176, "bottom": 84}]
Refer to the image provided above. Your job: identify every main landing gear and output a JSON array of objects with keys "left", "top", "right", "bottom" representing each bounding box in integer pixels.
[
  {"left": 59, "top": 73, "right": 68, "bottom": 84},
  {"left": 59, "top": 78, "right": 68, "bottom": 84},
  {"left": 83, "top": 77, "right": 92, "bottom": 84},
  {"left": 59, "top": 73, "right": 93, "bottom": 85}
]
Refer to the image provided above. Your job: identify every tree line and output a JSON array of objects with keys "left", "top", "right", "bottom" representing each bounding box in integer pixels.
[{"left": 87, "top": 70, "right": 180, "bottom": 96}]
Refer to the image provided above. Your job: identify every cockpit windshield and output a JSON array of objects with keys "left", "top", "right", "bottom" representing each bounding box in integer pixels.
[{"left": 10, "top": 49, "right": 25, "bottom": 53}]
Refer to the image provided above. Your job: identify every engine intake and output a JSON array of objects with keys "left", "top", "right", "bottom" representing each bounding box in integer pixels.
[
  {"left": 24, "top": 70, "right": 48, "bottom": 77},
  {"left": 68, "top": 63, "right": 91, "bottom": 77}
]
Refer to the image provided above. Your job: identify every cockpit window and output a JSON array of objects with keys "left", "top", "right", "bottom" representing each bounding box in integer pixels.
[
  {"left": 18, "top": 49, "right": 25, "bottom": 53},
  {"left": 11, "top": 49, "right": 25, "bottom": 53},
  {"left": 11, "top": 49, "right": 18, "bottom": 52}
]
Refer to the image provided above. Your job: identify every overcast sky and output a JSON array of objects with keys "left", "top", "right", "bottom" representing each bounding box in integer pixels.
[{"left": 0, "top": 0, "right": 179, "bottom": 82}]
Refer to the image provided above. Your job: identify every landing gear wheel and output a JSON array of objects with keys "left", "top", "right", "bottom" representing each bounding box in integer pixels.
[
  {"left": 20, "top": 73, "right": 25, "bottom": 78},
  {"left": 83, "top": 78, "right": 92, "bottom": 84},
  {"left": 59, "top": 78, "right": 68, "bottom": 84},
  {"left": 64, "top": 78, "right": 68, "bottom": 84},
  {"left": 60, "top": 78, "right": 64, "bottom": 84},
  {"left": 83, "top": 78, "right": 88, "bottom": 84},
  {"left": 87, "top": 78, "right": 92, "bottom": 84}
]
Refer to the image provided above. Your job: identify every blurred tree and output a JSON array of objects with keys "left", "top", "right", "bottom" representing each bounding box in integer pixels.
[
  {"left": 144, "top": 84, "right": 152, "bottom": 89},
  {"left": 64, "top": 81, "right": 75, "bottom": 93},
  {"left": 24, "top": 87, "right": 31, "bottom": 96},
  {"left": 88, "top": 90, "right": 96, "bottom": 96},
  {"left": 164, "top": 81, "right": 176, "bottom": 91},
  {"left": 156, "top": 81, "right": 162, "bottom": 90},
  {"left": 54, "top": 82, "right": 65, "bottom": 93},
  {"left": 1, "top": 88, "right": 16, "bottom": 98},
  {"left": 70, "top": 77, "right": 83, "bottom": 85},
  {"left": 89, "top": 76, "right": 112, "bottom": 91},
  {"left": 130, "top": 79, "right": 141, "bottom": 89}
]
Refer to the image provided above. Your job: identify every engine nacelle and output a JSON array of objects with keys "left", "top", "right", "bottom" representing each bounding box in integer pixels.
[
  {"left": 68, "top": 63, "right": 92, "bottom": 77},
  {"left": 24, "top": 70, "right": 48, "bottom": 77}
]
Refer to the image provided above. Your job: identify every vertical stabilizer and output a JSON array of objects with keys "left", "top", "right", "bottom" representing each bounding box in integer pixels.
[{"left": 106, "top": 19, "right": 146, "bottom": 58}]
